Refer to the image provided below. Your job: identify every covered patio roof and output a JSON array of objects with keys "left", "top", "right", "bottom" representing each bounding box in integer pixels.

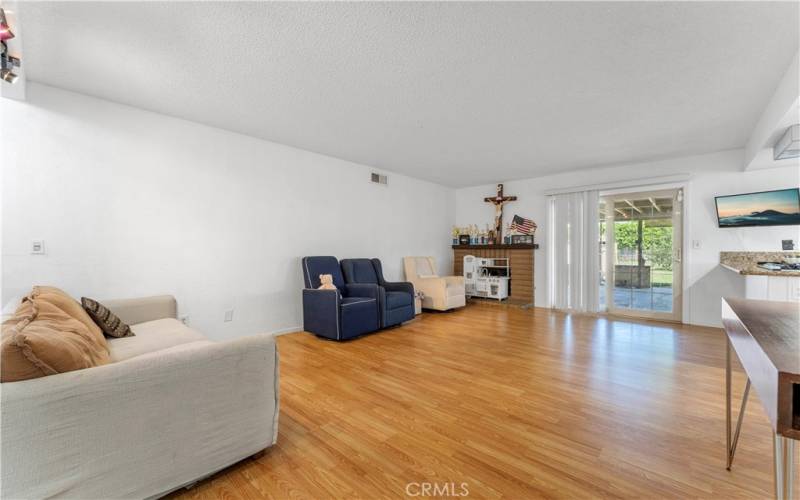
[{"left": 601, "top": 197, "right": 674, "bottom": 221}]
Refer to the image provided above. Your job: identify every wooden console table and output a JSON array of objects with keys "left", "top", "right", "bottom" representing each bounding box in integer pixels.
[
  {"left": 722, "top": 297, "right": 799, "bottom": 499},
  {"left": 452, "top": 244, "right": 538, "bottom": 305}
]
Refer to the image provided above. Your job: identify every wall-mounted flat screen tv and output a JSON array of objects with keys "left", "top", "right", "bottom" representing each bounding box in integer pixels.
[{"left": 715, "top": 188, "right": 800, "bottom": 228}]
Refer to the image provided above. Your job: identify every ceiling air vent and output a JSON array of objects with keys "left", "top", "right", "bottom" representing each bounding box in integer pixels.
[
  {"left": 371, "top": 173, "right": 388, "bottom": 185},
  {"left": 774, "top": 124, "right": 799, "bottom": 160}
]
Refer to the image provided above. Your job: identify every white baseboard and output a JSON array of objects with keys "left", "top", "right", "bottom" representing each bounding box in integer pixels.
[{"left": 270, "top": 326, "right": 303, "bottom": 336}]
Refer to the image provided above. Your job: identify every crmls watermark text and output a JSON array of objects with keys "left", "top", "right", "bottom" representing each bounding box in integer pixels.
[{"left": 405, "top": 482, "right": 469, "bottom": 497}]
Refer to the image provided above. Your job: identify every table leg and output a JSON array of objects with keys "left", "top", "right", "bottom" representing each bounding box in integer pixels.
[
  {"left": 727, "top": 339, "right": 732, "bottom": 468},
  {"left": 726, "top": 338, "right": 750, "bottom": 471},
  {"left": 773, "top": 434, "right": 795, "bottom": 500}
]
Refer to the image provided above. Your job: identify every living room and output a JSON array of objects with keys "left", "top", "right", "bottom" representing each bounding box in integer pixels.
[{"left": 1, "top": 2, "right": 799, "bottom": 499}]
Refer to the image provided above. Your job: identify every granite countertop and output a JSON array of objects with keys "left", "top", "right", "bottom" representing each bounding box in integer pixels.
[{"left": 720, "top": 251, "right": 800, "bottom": 276}]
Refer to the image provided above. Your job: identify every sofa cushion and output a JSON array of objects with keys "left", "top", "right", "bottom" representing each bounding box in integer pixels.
[
  {"left": 82, "top": 297, "right": 135, "bottom": 338},
  {"left": 108, "top": 318, "right": 207, "bottom": 362},
  {"left": 1, "top": 290, "right": 111, "bottom": 382},
  {"left": 302, "top": 256, "right": 346, "bottom": 289},
  {"left": 385, "top": 291, "right": 413, "bottom": 310},
  {"left": 414, "top": 257, "right": 436, "bottom": 277},
  {"left": 340, "top": 296, "right": 374, "bottom": 306},
  {"left": 342, "top": 259, "right": 378, "bottom": 284}
]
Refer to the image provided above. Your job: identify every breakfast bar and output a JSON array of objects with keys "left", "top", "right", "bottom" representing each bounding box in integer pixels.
[{"left": 722, "top": 297, "right": 799, "bottom": 500}]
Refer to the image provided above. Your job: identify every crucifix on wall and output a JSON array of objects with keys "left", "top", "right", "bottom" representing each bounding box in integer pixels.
[{"left": 484, "top": 183, "right": 517, "bottom": 244}]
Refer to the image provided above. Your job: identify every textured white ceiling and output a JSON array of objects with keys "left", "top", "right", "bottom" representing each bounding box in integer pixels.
[{"left": 17, "top": 1, "right": 800, "bottom": 187}]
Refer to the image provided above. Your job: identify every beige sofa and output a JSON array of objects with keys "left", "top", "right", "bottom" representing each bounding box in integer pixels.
[
  {"left": 1, "top": 295, "right": 279, "bottom": 499},
  {"left": 403, "top": 256, "right": 466, "bottom": 311}
]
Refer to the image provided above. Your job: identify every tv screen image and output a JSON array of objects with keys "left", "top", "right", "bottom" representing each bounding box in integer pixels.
[{"left": 715, "top": 188, "right": 800, "bottom": 227}]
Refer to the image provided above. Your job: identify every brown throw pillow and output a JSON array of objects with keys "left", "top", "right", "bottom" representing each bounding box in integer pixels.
[
  {"left": 2, "top": 288, "right": 111, "bottom": 382},
  {"left": 81, "top": 297, "right": 135, "bottom": 338}
]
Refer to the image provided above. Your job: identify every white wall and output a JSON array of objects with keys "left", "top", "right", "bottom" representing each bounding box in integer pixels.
[
  {"left": 1, "top": 83, "right": 454, "bottom": 339},
  {"left": 454, "top": 150, "right": 800, "bottom": 326},
  {"left": 4, "top": 84, "right": 798, "bottom": 334}
]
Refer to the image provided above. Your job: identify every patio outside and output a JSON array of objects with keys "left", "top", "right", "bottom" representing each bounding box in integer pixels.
[
  {"left": 599, "top": 279, "right": 673, "bottom": 312},
  {"left": 600, "top": 195, "right": 675, "bottom": 314}
]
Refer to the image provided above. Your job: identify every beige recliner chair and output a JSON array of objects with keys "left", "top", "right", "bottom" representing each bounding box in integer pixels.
[{"left": 403, "top": 256, "right": 466, "bottom": 311}]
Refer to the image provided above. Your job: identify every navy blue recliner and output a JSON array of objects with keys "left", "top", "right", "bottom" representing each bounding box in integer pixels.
[
  {"left": 341, "top": 258, "right": 415, "bottom": 328},
  {"left": 301, "top": 256, "right": 380, "bottom": 340}
]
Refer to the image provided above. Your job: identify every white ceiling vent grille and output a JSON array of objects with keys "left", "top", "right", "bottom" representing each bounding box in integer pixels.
[{"left": 371, "top": 172, "right": 388, "bottom": 185}]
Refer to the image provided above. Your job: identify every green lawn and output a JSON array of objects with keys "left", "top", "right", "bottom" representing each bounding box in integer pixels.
[{"left": 651, "top": 269, "right": 673, "bottom": 287}]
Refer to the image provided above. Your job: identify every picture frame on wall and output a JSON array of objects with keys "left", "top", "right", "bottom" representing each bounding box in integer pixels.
[{"left": 511, "top": 234, "right": 534, "bottom": 245}]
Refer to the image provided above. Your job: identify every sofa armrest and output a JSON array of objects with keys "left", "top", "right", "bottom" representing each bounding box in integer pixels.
[
  {"left": 102, "top": 295, "right": 177, "bottom": 325},
  {"left": 413, "top": 277, "right": 447, "bottom": 297},
  {"left": 1, "top": 334, "right": 279, "bottom": 499},
  {"left": 444, "top": 276, "right": 465, "bottom": 287},
  {"left": 382, "top": 281, "right": 415, "bottom": 296},
  {"left": 302, "top": 288, "right": 340, "bottom": 338}
]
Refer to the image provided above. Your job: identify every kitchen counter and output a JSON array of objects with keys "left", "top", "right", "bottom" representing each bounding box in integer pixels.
[
  {"left": 720, "top": 251, "right": 800, "bottom": 277},
  {"left": 720, "top": 297, "right": 799, "bottom": 499}
]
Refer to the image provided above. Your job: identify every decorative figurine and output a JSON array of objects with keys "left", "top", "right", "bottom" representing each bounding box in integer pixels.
[{"left": 483, "top": 184, "right": 517, "bottom": 244}]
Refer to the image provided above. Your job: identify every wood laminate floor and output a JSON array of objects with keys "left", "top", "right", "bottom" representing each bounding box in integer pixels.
[{"left": 169, "top": 302, "right": 798, "bottom": 499}]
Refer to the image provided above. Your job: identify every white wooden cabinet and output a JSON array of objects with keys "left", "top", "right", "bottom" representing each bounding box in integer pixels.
[{"left": 745, "top": 275, "right": 800, "bottom": 301}]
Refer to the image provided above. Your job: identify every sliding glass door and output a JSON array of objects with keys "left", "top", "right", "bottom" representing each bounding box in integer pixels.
[{"left": 600, "top": 188, "right": 683, "bottom": 321}]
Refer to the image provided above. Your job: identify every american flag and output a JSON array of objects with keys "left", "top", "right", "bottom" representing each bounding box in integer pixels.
[{"left": 511, "top": 215, "right": 536, "bottom": 235}]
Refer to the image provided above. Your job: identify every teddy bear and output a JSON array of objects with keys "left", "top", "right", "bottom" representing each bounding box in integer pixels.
[{"left": 318, "top": 274, "right": 337, "bottom": 290}]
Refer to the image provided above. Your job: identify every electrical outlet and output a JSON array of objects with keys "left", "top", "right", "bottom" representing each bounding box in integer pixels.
[
  {"left": 31, "top": 240, "right": 45, "bottom": 255},
  {"left": 224, "top": 309, "right": 234, "bottom": 322},
  {"left": 692, "top": 240, "right": 701, "bottom": 250},
  {"left": 179, "top": 315, "right": 189, "bottom": 325}
]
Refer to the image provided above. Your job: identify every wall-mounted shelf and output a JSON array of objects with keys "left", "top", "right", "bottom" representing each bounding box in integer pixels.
[{"left": 451, "top": 244, "right": 538, "bottom": 250}]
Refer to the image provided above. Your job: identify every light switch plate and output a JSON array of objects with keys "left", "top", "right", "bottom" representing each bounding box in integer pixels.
[
  {"left": 224, "top": 309, "right": 234, "bottom": 322},
  {"left": 31, "top": 240, "right": 45, "bottom": 254}
]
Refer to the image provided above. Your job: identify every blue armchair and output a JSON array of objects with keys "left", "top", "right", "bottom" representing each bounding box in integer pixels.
[
  {"left": 301, "top": 256, "right": 380, "bottom": 340},
  {"left": 340, "top": 258, "right": 415, "bottom": 328}
]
